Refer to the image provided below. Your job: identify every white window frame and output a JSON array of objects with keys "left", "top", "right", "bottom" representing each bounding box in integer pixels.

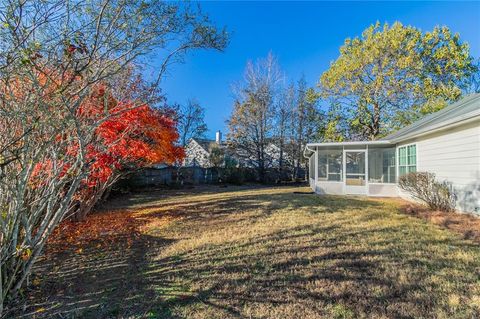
[{"left": 397, "top": 143, "right": 417, "bottom": 178}]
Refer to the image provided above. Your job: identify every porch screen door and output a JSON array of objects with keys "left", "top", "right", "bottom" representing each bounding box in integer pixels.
[{"left": 345, "top": 151, "right": 367, "bottom": 195}]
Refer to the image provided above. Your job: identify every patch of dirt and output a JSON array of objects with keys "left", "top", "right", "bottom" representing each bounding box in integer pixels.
[{"left": 401, "top": 203, "right": 480, "bottom": 243}]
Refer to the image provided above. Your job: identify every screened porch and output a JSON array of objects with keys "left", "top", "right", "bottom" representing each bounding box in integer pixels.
[{"left": 306, "top": 142, "right": 401, "bottom": 197}]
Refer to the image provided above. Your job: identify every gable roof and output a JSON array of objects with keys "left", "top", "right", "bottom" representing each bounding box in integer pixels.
[
  {"left": 191, "top": 138, "right": 222, "bottom": 153},
  {"left": 383, "top": 93, "right": 480, "bottom": 142}
]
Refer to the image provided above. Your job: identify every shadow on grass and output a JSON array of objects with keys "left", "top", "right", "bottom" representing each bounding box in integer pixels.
[
  {"left": 17, "top": 187, "right": 480, "bottom": 319},
  {"left": 141, "top": 231, "right": 478, "bottom": 319}
]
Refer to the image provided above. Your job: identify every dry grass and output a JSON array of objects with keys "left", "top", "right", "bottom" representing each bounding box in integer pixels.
[{"left": 18, "top": 186, "right": 480, "bottom": 319}]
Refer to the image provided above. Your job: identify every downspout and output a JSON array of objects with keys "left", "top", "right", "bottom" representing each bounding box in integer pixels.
[
  {"left": 303, "top": 145, "right": 315, "bottom": 159},
  {"left": 303, "top": 145, "right": 316, "bottom": 190}
]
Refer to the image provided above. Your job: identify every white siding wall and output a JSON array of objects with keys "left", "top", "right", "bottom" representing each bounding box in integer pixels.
[
  {"left": 368, "top": 184, "right": 398, "bottom": 197},
  {"left": 316, "top": 181, "right": 344, "bottom": 195},
  {"left": 183, "top": 140, "right": 211, "bottom": 168},
  {"left": 398, "top": 119, "right": 480, "bottom": 213}
]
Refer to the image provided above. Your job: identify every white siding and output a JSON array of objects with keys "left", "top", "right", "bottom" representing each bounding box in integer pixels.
[
  {"left": 315, "top": 181, "right": 344, "bottom": 195},
  {"left": 183, "top": 140, "right": 212, "bottom": 168},
  {"left": 398, "top": 119, "right": 480, "bottom": 213},
  {"left": 368, "top": 184, "right": 398, "bottom": 197}
]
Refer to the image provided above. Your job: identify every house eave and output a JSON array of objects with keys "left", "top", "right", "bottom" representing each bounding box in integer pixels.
[
  {"left": 306, "top": 112, "right": 480, "bottom": 147},
  {"left": 389, "top": 112, "right": 480, "bottom": 143},
  {"left": 306, "top": 140, "right": 393, "bottom": 148}
]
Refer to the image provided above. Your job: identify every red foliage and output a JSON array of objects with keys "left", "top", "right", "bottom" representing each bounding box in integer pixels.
[
  {"left": 46, "top": 210, "right": 143, "bottom": 254},
  {"left": 79, "top": 85, "right": 184, "bottom": 188},
  {"left": 30, "top": 83, "right": 184, "bottom": 192}
]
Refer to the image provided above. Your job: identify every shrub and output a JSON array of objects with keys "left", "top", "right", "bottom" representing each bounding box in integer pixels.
[
  {"left": 224, "top": 168, "right": 245, "bottom": 185},
  {"left": 398, "top": 172, "right": 456, "bottom": 212}
]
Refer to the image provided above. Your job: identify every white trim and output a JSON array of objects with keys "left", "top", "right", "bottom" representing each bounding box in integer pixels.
[
  {"left": 395, "top": 144, "right": 399, "bottom": 183},
  {"left": 342, "top": 149, "right": 346, "bottom": 194},
  {"left": 307, "top": 141, "right": 392, "bottom": 147},
  {"left": 397, "top": 142, "right": 418, "bottom": 176},
  {"left": 366, "top": 145, "right": 370, "bottom": 195},
  {"left": 316, "top": 181, "right": 344, "bottom": 184}
]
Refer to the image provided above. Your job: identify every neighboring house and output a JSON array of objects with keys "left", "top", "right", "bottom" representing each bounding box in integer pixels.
[
  {"left": 265, "top": 143, "right": 293, "bottom": 168},
  {"left": 183, "top": 131, "right": 224, "bottom": 168},
  {"left": 233, "top": 142, "right": 293, "bottom": 169},
  {"left": 184, "top": 131, "right": 293, "bottom": 170},
  {"left": 304, "top": 94, "right": 480, "bottom": 213}
]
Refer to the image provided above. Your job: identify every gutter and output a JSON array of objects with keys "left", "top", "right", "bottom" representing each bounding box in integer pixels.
[
  {"left": 303, "top": 145, "right": 316, "bottom": 159},
  {"left": 306, "top": 140, "right": 392, "bottom": 147}
]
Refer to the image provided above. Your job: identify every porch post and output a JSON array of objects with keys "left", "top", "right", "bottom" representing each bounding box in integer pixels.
[
  {"left": 314, "top": 147, "right": 318, "bottom": 192},
  {"left": 342, "top": 146, "right": 346, "bottom": 194},
  {"left": 366, "top": 145, "right": 369, "bottom": 196}
]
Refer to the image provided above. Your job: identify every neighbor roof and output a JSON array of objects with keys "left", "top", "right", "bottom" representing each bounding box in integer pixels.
[{"left": 192, "top": 138, "right": 222, "bottom": 153}]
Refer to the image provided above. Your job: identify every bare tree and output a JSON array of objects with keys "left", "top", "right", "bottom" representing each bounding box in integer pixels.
[
  {"left": 275, "top": 83, "right": 295, "bottom": 176},
  {"left": 227, "top": 52, "right": 284, "bottom": 182},
  {"left": 0, "top": 0, "right": 227, "bottom": 315},
  {"left": 290, "top": 77, "right": 323, "bottom": 180},
  {"left": 176, "top": 99, "right": 208, "bottom": 146}
]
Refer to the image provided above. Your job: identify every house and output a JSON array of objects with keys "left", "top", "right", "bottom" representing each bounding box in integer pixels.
[
  {"left": 183, "top": 131, "right": 224, "bottom": 168},
  {"left": 184, "top": 131, "right": 294, "bottom": 170},
  {"left": 304, "top": 94, "right": 480, "bottom": 213},
  {"left": 233, "top": 142, "right": 293, "bottom": 169}
]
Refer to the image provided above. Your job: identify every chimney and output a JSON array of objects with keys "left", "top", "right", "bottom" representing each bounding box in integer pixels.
[{"left": 215, "top": 130, "right": 222, "bottom": 144}]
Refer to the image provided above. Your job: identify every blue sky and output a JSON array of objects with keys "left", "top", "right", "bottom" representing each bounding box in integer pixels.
[{"left": 160, "top": 1, "right": 480, "bottom": 139}]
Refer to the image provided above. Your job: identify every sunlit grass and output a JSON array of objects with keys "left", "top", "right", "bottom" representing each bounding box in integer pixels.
[{"left": 23, "top": 186, "right": 480, "bottom": 318}]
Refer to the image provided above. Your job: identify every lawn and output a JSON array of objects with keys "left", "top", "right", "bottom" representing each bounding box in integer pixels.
[{"left": 21, "top": 186, "right": 480, "bottom": 319}]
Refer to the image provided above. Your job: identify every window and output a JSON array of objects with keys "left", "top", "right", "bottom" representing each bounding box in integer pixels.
[
  {"left": 317, "top": 149, "right": 343, "bottom": 181},
  {"left": 368, "top": 147, "right": 396, "bottom": 183},
  {"left": 398, "top": 144, "right": 416, "bottom": 176}
]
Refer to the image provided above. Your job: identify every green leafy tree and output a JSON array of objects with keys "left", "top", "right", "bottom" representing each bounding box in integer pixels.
[{"left": 320, "top": 22, "right": 476, "bottom": 140}]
